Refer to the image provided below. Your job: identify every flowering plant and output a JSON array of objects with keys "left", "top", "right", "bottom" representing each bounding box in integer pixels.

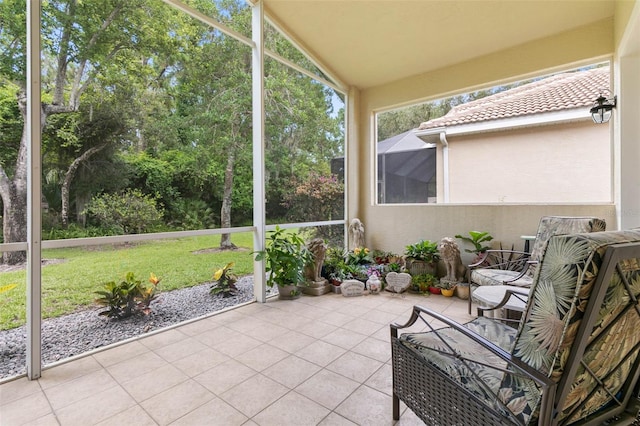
[
  {"left": 210, "top": 262, "right": 239, "bottom": 297},
  {"left": 95, "top": 272, "right": 160, "bottom": 318},
  {"left": 346, "top": 247, "right": 371, "bottom": 265}
]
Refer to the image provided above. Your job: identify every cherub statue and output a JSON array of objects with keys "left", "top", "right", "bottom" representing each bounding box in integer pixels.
[
  {"left": 349, "top": 218, "right": 365, "bottom": 250},
  {"left": 306, "top": 238, "right": 328, "bottom": 283}
]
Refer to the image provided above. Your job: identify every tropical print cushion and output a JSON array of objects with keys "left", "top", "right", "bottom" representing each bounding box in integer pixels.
[
  {"left": 525, "top": 216, "right": 606, "bottom": 279},
  {"left": 505, "top": 229, "right": 640, "bottom": 425},
  {"left": 470, "top": 269, "right": 533, "bottom": 287},
  {"left": 399, "top": 316, "right": 518, "bottom": 418}
]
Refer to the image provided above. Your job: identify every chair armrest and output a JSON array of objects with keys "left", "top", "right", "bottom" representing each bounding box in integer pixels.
[
  {"left": 391, "top": 305, "right": 554, "bottom": 391},
  {"left": 468, "top": 250, "right": 530, "bottom": 271},
  {"left": 476, "top": 288, "right": 530, "bottom": 318}
]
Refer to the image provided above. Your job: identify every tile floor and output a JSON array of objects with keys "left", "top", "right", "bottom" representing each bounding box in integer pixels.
[{"left": 0, "top": 290, "right": 473, "bottom": 426}]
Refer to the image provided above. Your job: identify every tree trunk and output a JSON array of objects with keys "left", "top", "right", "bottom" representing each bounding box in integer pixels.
[
  {"left": 61, "top": 144, "right": 108, "bottom": 228},
  {"left": 220, "top": 150, "right": 236, "bottom": 250}
]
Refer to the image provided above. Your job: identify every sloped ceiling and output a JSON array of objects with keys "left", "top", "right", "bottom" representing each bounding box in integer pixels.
[{"left": 262, "top": 0, "right": 616, "bottom": 90}]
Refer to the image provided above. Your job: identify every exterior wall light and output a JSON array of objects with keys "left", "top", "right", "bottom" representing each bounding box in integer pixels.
[{"left": 589, "top": 94, "right": 617, "bottom": 124}]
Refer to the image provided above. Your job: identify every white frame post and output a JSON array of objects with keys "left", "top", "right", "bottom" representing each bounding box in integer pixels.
[
  {"left": 26, "top": 0, "right": 43, "bottom": 379},
  {"left": 252, "top": 0, "right": 266, "bottom": 302}
]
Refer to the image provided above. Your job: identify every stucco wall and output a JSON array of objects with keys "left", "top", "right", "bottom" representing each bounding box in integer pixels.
[
  {"left": 443, "top": 122, "right": 612, "bottom": 203},
  {"left": 349, "top": 19, "right": 618, "bottom": 256}
]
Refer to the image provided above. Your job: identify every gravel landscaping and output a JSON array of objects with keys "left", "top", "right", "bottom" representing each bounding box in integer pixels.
[{"left": 0, "top": 275, "right": 270, "bottom": 380}]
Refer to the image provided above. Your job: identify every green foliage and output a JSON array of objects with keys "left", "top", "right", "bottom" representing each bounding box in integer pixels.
[
  {"left": 95, "top": 272, "right": 160, "bottom": 318},
  {"left": 210, "top": 262, "right": 239, "bottom": 297},
  {"left": 254, "top": 226, "right": 313, "bottom": 287},
  {"left": 83, "top": 189, "right": 163, "bottom": 234},
  {"left": 345, "top": 247, "right": 371, "bottom": 266},
  {"left": 281, "top": 172, "right": 344, "bottom": 244},
  {"left": 455, "top": 231, "right": 494, "bottom": 254},
  {"left": 411, "top": 273, "right": 438, "bottom": 293},
  {"left": 405, "top": 240, "right": 440, "bottom": 263},
  {"left": 168, "top": 198, "right": 217, "bottom": 230}
]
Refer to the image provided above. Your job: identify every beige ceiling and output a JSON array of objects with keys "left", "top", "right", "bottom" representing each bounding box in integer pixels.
[{"left": 263, "top": 0, "right": 616, "bottom": 90}]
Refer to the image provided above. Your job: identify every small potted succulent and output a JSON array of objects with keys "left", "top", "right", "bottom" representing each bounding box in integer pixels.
[{"left": 254, "top": 226, "right": 313, "bottom": 300}]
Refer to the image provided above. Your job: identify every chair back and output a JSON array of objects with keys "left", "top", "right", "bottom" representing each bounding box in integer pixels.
[
  {"left": 526, "top": 216, "right": 606, "bottom": 279},
  {"left": 505, "top": 229, "right": 640, "bottom": 425}
]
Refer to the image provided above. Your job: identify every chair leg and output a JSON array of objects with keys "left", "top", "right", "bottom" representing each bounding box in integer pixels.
[{"left": 393, "top": 392, "right": 400, "bottom": 420}]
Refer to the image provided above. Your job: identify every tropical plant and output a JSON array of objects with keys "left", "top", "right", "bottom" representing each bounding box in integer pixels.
[
  {"left": 210, "top": 262, "right": 239, "bottom": 297},
  {"left": 254, "top": 227, "right": 313, "bottom": 288},
  {"left": 411, "top": 273, "right": 438, "bottom": 293},
  {"left": 95, "top": 272, "right": 161, "bottom": 318},
  {"left": 455, "top": 231, "right": 494, "bottom": 254},
  {"left": 346, "top": 247, "right": 372, "bottom": 266},
  {"left": 404, "top": 240, "right": 440, "bottom": 263}
]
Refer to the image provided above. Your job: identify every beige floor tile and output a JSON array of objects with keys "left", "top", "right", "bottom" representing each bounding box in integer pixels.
[
  {"left": 153, "top": 337, "right": 209, "bottom": 363},
  {"left": 252, "top": 391, "right": 330, "bottom": 426},
  {"left": 296, "top": 305, "right": 333, "bottom": 321},
  {"left": 38, "top": 356, "right": 103, "bottom": 389},
  {"left": 220, "top": 374, "right": 288, "bottom": 418},
  {"left": 194, "top": 359, "right": 256, "bottom": 395},
  {"left": 364, "top": 363, "right": 393, "bottom": 396},
  {"left": 197, "top": 325, "right": 237, "bottom": 347},
  {"left": 366, "top": 309, "right": 400, "bottom": 325},
  {"left": 44, "top": 368, "right": 119, "bottom": 410},
  {"left": 92, "top": 341, "right": 149, "bottom": 368},
  {"left": 295, "top": 340, "right": 346, "bottom": 367},
  {"left": 297, "top": 321, "right": 338, "bottom": 339},
  {"left": 94, "top": 404, "right": 157, "bottom": 426},
  {"left": 320, "top": 327, "right": 367, "bottom": 350},
  {"left": 240, "top": 321, "right": 289, "bottom": 343},
  {"left": 170, "top": 396, "right": 248, "bottom": 426},
  {"left": 139, "top": 328, "right": 188, "bottom": 350},
  {"left": 0, "top": 391, "right": 52, "bottom": 426},
  {"left": 0, "top": 376, "right": 42, "bottom": 405},
  {"left": 23, "top": 413, "right": 60, "bottom": 426},
  {"left": 106, "top": 350, "right": 168, "bottom": 383},
  {"left": 56, "top": 385, "right": 136, "bottom": 426},
  {"left": 212, "top": 334, "right": 262, "bottom": 357},
  {"left": 235, "top": 343, "right": 289, "bottom": 372},
  {"left": 396, "top": 405, "right": 428, "bottom": 425},
  {"left": 326, "top": 351, "right": 383, "bottom": 383},
  {"left": 295, "top": 369, "right": 359, "bottom": 410},
  {"left": 262, "top": 355, "right": 321, "bottom": 388},
  {"left": 351, "top": 336, "right": 392, "bottom": 363},
  {"left": 140, "top": 379, "right": 215, "bottom": 425},
  {"left": 335, "top": 385, "right": 393, "bottom": 425},
  {"left": 120, "top": 363, "right": 189, "bottom": 402},
  {"left": 266, "top": 330, "right": 316, "bottom": 354},
  {"left": 336, "top": 304, "right": 370, "bottom": 317},
  {"left": 175, "top": 316, "right": 220, "bottom": 337},
  {"left": 340, "top": 317, "right": 383, "bottom": 336},
  {"left": 172, "top": 347, "right": 229, "bottom": 377},
  {"left": 317, "top": 412, "right": 359, "bottom": 426},
  {"left": 370, "top": 325, "right": 392, "bottom": 342},
  {"left": 319, "top": 311, "right": 356, "bottom": 327}
]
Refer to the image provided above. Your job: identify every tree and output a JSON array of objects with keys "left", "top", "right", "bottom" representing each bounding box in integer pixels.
[{"left": 0, "top": 0, "right": 184, "bottom": 262}]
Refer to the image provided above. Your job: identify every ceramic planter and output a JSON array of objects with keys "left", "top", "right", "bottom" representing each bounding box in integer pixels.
[
  {"left": 441, "top": 288, "right": 455, "bottom": 297},
  {"left": 278, "top": 284, "right": 301, "bottom": 300},
  {"left": 428, "top": 286, "right": 441, "bottom": 295}
]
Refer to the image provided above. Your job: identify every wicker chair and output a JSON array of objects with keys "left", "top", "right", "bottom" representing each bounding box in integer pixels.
[
  {"left": 392, "top": 229, "right": 640, "bottom": 425},
  {"left": 467, "top": 216, "right": 606, "bottom": 314}
]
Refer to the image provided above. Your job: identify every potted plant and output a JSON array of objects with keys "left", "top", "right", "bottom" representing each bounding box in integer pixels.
[
  {"left": 404, "top": 240, "right": 440, "bottom": 276},
  {"left": 455, "top": 231, "right": 493, "bottom": 262},
  {"left": 254, "top": 226, "right": 313, "bottom": 300},
  {"left": 438, "top": 281, "right": 456, "bottom": 297},
  {"left": 410, "top": 273, "right": 438, "bottom": 294}
]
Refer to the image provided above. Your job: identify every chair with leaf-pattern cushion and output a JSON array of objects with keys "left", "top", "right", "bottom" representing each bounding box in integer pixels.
[
  {"left": 468, "top": 216, "right": 606, "bottom": 314},
  {"left": 392, "top": 229, "right": 640, "bottom": 425}
]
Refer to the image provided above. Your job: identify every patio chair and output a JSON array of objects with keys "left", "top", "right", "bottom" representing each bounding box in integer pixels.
[
  {"left": 391, "top": 229, "right": 640, "bottom": 425},
  {"left": 468, "top": 216, "right": 606, "bottom": 314}
]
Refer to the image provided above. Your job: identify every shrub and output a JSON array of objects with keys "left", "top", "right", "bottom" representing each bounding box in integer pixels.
[
  {"left": 95, "top": 272, "right": 161, "bottom": 318},
  {"left": 210, "top": 262, "right": 238, "bottom": 297},
  {"left": 83, "top": 189, "right": 163, "bottom": 234}
]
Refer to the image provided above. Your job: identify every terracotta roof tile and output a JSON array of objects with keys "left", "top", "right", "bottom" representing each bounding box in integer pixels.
[{"left": 418, "top": 66, "right": 609, "bottom": 130}]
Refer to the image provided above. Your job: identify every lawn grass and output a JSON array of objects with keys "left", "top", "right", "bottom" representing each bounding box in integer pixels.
[{"left": 0, "top": 232, "right": 255, "bottom": 330}]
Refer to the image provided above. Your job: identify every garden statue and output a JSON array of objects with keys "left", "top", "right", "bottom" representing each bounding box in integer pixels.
[
  {"left": 349, "top": 218, "right": 365, "bottom": 250},
  {"left": 306, "top": 238, "right": 328, "bottom": 284},
  {"left": 438, "top": 237, "right": 466, "bottom": 283}
]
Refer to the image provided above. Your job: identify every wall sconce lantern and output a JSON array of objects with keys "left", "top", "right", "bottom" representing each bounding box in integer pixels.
[{"left": 589, "top": 94, "right": 617, "bottom": 124}]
